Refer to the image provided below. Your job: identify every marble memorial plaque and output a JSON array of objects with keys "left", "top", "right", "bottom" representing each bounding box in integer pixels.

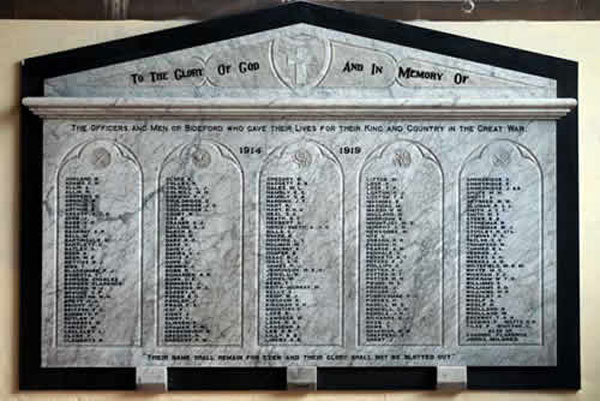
[
  {"left": 37, "top": 117, "right": 561, "bottom": 368},
  {"left": 21, "top": 4, "right": 578, "bottom": 382}
]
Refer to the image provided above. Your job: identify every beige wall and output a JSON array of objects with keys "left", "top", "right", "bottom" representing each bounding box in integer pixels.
[{"left": 0, "top": 19, "right": 597, "bottom": 401}]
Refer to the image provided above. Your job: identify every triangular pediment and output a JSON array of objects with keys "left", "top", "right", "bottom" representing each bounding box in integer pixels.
[{"left": 38, "top": 4, "right": 557, "bottom": 100}]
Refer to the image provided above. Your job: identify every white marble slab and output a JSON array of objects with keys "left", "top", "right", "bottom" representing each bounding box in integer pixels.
[
  {"left": 37, "top": 118, "right": 558, "bottom": 368},
  {"left": 26, "top": 23, "right": 573, "bottom": 368}
]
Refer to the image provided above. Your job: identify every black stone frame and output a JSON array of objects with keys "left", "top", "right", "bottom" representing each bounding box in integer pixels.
[{"left": 19, "top": 2, "right": 580, "bottom": 390}]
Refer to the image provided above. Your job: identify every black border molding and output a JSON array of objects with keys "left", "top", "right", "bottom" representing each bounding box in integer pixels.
[{"left": 19, "top": 1, "right": 580, "bottom": 391}]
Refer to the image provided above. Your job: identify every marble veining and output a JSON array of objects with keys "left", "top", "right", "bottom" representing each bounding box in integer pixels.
[
  {"left": 38, "top": 118, "right": 557, "bottom": 368},
  {"left": 30, "top": 22, "right": 566, "bottom": 369}
]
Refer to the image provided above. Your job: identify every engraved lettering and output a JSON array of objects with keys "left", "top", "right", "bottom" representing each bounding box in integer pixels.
[{"left": 398, "top": 66, "right": 443, "bottom": 81}]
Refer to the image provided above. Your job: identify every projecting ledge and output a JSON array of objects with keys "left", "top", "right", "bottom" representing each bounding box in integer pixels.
[{"left": 22, "top": 97, "right": 577, "bottom": 120}]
